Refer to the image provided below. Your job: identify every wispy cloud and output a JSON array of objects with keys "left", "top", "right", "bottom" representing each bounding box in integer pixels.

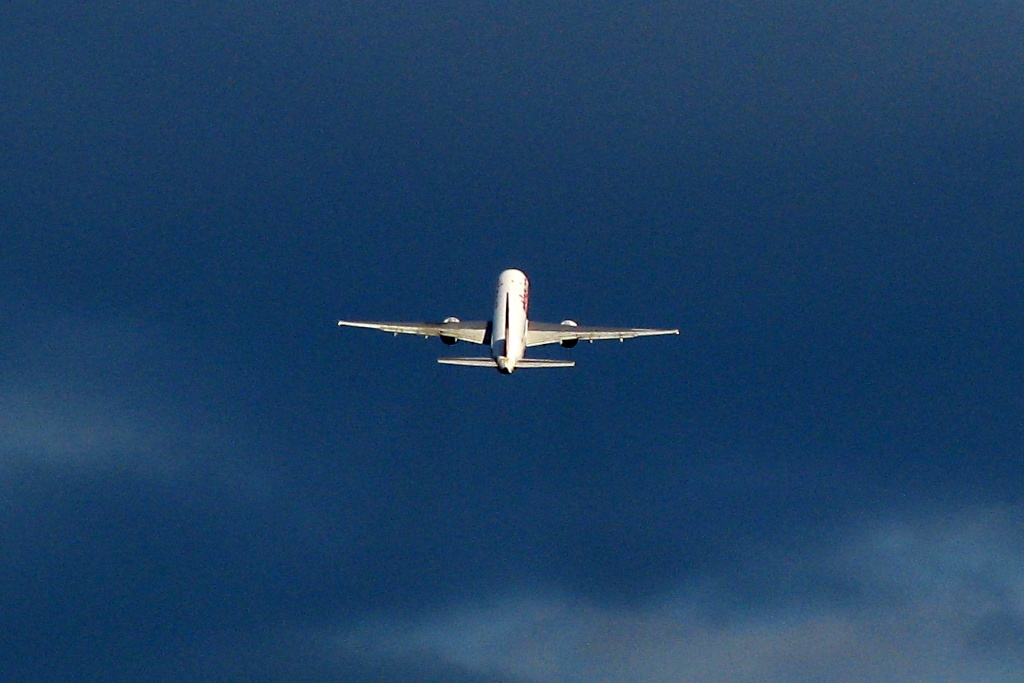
[
  {"left": 0, "top": 315, "right": 275, "bottom": 497},
  {"left": 323, "top": 505, "right": 1024, "bottom": 683}
]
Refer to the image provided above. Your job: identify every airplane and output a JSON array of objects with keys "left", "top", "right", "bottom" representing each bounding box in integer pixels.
[{"left": 337, "top": 268, "right": 679, "bottom": 374}]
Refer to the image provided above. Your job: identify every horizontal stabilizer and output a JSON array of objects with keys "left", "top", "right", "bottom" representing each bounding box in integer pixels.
[
  {"left": 514, "top": 358, "right": 575, "bottom": 368},
  {"left": 437, "top": 357, "right": 575, "bottom": 369},
  {"left": 437, "top": 357, "right": 497, "bottom": 367}
]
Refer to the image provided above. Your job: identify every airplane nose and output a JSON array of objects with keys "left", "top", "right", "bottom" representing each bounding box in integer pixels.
[{"left": 496, "top": 356, "right": 515, "bottom": 374}]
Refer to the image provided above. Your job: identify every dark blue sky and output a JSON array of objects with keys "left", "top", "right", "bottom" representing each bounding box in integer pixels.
[{"left": 3, "top": 3, "right": 1023, "bottom": 681}]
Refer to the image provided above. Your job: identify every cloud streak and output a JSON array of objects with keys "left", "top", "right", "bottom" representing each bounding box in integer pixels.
[
  {"left": 0, "top": 315, "right": 278, "bottom": 501},
  {"left": 321, "top": 505, "right": 1024, "bottom": 683}
]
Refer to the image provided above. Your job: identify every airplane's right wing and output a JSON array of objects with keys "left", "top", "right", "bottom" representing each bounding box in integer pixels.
[
  {"left": 337, "top": 320, "right": 489, "bottom": 344},
  {"left": 525, "top": 321, "right": 679, "bottom": 347}
]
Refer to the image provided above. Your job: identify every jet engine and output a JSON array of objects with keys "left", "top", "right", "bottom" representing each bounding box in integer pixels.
[
  {"left": 559, "top": 319, "right": 579, "bottom": 348},
  {"left": 440, "top": 316, "right": 460, "bottom": 345}
]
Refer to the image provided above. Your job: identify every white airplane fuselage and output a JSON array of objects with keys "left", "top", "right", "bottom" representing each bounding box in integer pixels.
[{"left": 491, "top": 268, "right": 529, "bottom": 373}]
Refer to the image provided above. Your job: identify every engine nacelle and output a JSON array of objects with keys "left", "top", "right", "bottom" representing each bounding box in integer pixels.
[
  {"left": 560, "top": 319, "right": 579, "bottom": 348},
  {"left": 441, "top": 316, "right": 461, "bottom": 345}
]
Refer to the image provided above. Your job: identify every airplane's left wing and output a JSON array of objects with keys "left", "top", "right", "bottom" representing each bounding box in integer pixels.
[
  {"left": 525, "top": 321, "right": 678, "bottom": 347},
  {"left": 337, "top": 320, "right": 489, "bottom": 344}
]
